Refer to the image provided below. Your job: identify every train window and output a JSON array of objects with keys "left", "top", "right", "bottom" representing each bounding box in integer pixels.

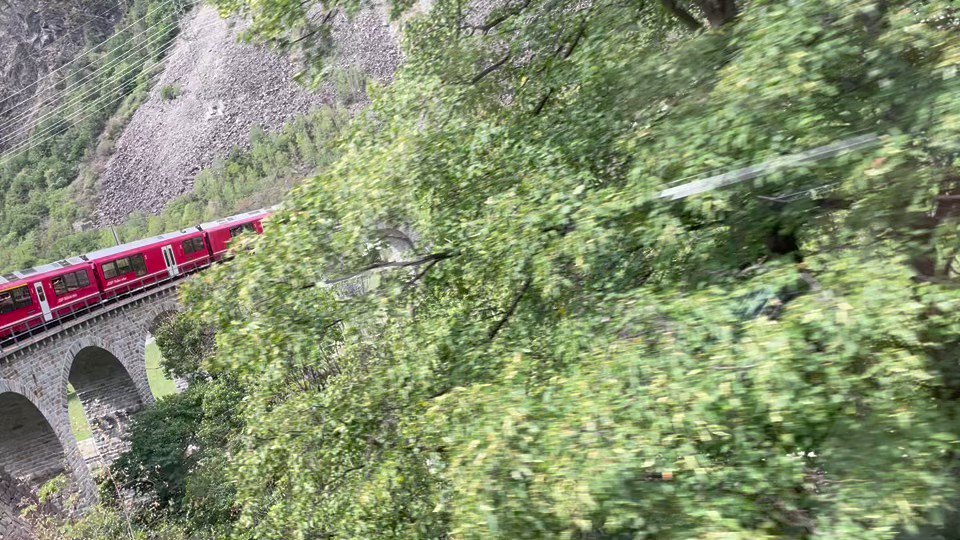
[
  {"left": 229, "top": 223, "right": 256, "bottom": 238},
  {"left": 53, "top": 270, "right": 91, "bottom": 297},
  {"left": 0, "top": 286, "right": 33, "bottom": 314},
  {"left": 103, "top": 255, "right": 146, "bottom": 279},
  {"left": 182, "top": 237, "right": 205, "bottom": 255},
  {"left": 131, "top": 255, "right": 147, "bottom": 276}
]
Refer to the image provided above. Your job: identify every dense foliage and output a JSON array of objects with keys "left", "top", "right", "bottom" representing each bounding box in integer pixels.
[{"left": 52, "top": 0, "right": 960, "bottom": 538}]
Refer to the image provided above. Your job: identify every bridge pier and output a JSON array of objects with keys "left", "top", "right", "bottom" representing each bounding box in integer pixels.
[
  {"left": 0, "top": 380, "right": 94, "bottom": 539},
  {"left": 0, "top": 287, "right": 180, "bottom": 539},
  {"left": 0, "top": 469, "right": 35, "bottom": 540}
]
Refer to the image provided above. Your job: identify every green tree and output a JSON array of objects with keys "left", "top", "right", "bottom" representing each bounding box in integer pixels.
[
  {"left": 174, "top": 0, "right": 960, "bottom": 537},
  {"left": 107, "top": 315, "right": 246, "bottom": 537},
  {"left": 154, "top": 313, "right": 215, "bottom": 382},
  {"left": 59, "top": 0, "right": 960, "bottom": 538}
]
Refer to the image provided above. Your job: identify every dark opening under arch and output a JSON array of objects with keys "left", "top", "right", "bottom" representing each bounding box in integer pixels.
[
  {"left": 68, "top": 346, "right": 145, "bottom": 463},
  {"left": 0, "top": 392, "right": 67, "bottom": 490}
]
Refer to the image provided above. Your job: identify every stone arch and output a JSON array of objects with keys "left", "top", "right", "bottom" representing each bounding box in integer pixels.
[
  {"left": 66, "top": 344, "right": 147, "bottom": 463},
  {"left": 0, "top": 378, "right": 96, "bottom": 511},
  {"left": 146, "top": 310, "right": 179, "bottom": 337},
  {"left": 142, "top": 302, "right": 183, "bottom": 354},
  {"left": 0, "top": 387, "right": 67, "bottom": 491},
  {"left": 134, "top": 299, "right": 182, "bottom": 359},
  {"left": 0, "top": 386, "right": 64, "bottom": 540},
  {"left": 375, "top": 226, "right": 417, "bottom": 262},
  {"left": 63, "top": 335, "right": 153, "bottom": 409},
  {"left": 144, "top": 299, "right": 183, "bottom": 337}
]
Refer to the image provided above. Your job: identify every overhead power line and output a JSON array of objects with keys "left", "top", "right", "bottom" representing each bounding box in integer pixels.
[
  {"left": 0, "top": 17, "right": 183, "bottom": 146},
  {"left": 0, "top": 39, "right": 184, "bottom": 157},
  {"left": 0, "top": 17, "right": 222, "bottom": 168},
  {"left": 0, "top": 15, "right": 181, "bottom": 134},
  {"left": 0, "top": 0, "right": 181, "bottom": 116}
]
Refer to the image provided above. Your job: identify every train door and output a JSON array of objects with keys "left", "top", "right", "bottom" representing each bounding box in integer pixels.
[
  {"left": 161, "top": 245, "right": 180, "bottom": 278},
  {"left": 33, "top": 282, "right": 52, "bottom": 322}
]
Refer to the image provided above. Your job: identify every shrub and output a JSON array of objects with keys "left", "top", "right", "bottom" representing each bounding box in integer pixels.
[{"left": 160, "top": 84, "right": 182, "bottom": 101}]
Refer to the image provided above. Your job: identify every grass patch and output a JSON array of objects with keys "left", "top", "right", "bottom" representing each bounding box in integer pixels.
[
  {"left": 332, "top": 68, "right": 367, "bottom": 105},
  {"left": 146, "top": 340, "right": 178, "bottom": 399},
  {"left": 67, "top": 387, "right": 93, "bottom": 442},
  {"left": 160, "top": 84, "right": 183, "bottom": 101}
]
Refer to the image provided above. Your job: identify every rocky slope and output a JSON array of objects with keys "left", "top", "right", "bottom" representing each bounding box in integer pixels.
[
  {"left": 0, "top": 0, "right": 125, "bottom": 151},
  {"left": 94, "top": 3, "right": 402, "bottom": 225}
]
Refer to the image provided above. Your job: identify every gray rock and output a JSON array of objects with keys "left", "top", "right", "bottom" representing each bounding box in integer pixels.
[
  {"left": 0, "top": 0, "right": 125, "bottom": 152},
  {"left": 94, "top": 3, "right": 402, "bottom": 225}
]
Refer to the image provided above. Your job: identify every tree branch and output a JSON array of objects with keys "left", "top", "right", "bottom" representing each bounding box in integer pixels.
[
  {"left": 326, "top": 252, "right": 455, "bottom": 286},
  {"left": 529, "top": 16, "right": 587, "bottom": 116},
  {"left": 532, "top": 88, "right": 554, "bottom": 115},
  {"left": 488, "top": 276, "right": 532, "bottom": 340},
  {"left": 466, "top": 0, "right": 533, "bottom": 34},
  {"left": 319, "top": 464, "right": 366, "bottom": 494},
  {"left": 562, "top": 20, "right": 587, "bottom": 60},
  {"left": 470, "top": 52, "right": 512, "bottom": 84},
  {"left": 404, "top": 258, "right": 442, "bottom": 289},
  {"left": 287, "top": 8, "right": 337, "bottom": 46}
]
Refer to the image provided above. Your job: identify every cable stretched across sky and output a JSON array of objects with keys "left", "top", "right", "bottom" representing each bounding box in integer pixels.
[
  {"left": 0, "top": 17, "right": 222, "bottom": 169},
  {"left": 0, "top": 16, "right": 188, "bottom": 148},
  {"left": 655, "top": 134, "right": 882, "bottom": 201},
  {"left": 0, "top": 0, "right": 182, "bottom": 116}
]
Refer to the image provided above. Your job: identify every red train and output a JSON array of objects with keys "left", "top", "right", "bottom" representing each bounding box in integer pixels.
[{"left": 0, "top": 208, "right": 272, "bottom": 344}]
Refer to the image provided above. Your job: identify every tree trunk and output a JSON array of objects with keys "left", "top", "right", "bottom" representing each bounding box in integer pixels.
[
  {"left": 660, "top": 0, "right": 702, "bottom": 31},
  {"left": 693, "top": 0, "right": 738, "bottom": 28}
]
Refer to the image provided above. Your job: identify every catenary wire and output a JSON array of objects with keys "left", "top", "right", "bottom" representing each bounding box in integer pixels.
[
  {"left": 0, "top": 10, "right": 186, "bottom": 140},
  {"left": 0, "top": 0, "right": 184, "bottom": 115},
  {"left": 0, "top": 18, "right": 222, "bottom": 168}
]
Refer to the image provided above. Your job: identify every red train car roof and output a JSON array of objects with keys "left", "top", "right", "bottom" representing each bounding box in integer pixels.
[
  {"left": 0, "top": 256, "right": 89, "bottom": 287},
  {"left": 83, "top": 227, "right": 204, "bottom": 262},
  {"left": 0, "top": 205, "right": 279, "bottom": 289},
  {"left": 198, "top": 207, "right": 273, "bottom": 232}
]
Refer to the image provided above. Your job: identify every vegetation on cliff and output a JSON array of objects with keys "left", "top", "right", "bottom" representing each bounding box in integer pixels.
[
  {"left": 0, "top": 0, "right": 191, "bottom": 270},
  {"left": 42, "top": 0, "right": 960, "bottom": 538}
]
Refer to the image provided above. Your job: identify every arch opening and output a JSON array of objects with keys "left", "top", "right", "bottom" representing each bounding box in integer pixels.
[
  {"left": 0, "top": 392, "right": 68, "bottom": 490},
  {"left": 68, "top": 346, "right": 145, "bottom": 464}
]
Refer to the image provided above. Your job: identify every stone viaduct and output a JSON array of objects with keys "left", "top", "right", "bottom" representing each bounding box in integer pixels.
[{"left": 0, "top": 283, "right": 181, "bottom": 539}]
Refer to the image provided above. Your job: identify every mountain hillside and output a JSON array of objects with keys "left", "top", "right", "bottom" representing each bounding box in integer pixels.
[
  {"left": 94, "top": 4, "right": 401, "bottom": 224},
  {"left": 0, "top": 0, "right": 125, "bottom": 150},
  {"left": 0, "top": 0, "right": 401, "bottom": 270}
]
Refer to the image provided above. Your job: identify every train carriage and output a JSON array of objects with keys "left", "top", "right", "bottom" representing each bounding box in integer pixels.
[
  {"left": 199, "top": 209, "right": 271, "bottom": 260},
  {"left": 0, "top": 207, "right": 273, "bottom": 347},
  {"left": 86, "top": 228, "right": 213, "bottom": 300},
  {"left": 0, "top": 259, "right": 100, "bottom": 340}
]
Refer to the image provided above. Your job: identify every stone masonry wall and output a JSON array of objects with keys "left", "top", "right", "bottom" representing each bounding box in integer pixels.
[
  {"left": 0, "top": 286, "right": 181, "bottom": 537},
  {"left": 70, "top": 347, "right": 146, "bottom": 463},
  {"left": 0, "top": 392, "right": 66, "bottom": 490},
  {"left": 0, "top": 469, "right": 34, "bottom": 540}
]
